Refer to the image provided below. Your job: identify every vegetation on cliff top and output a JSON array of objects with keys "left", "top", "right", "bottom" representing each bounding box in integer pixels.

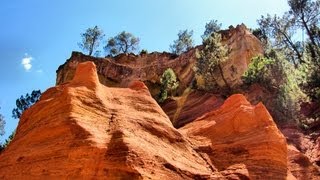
[
  {"left": 194, "top": 32, "right": 230, "bottom": 91},
  {"left": 104, "top": 31, "right": 140, "bottom": 56},
  {"left": 72, "top": 0, "right": 320, "bottom": 128}
]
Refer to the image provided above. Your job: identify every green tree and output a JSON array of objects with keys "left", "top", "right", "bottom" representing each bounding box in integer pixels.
[
  {"left": 242, "top": 53, "right": 306, "bottom": 123},
  {"left": 104, "top": 31, "right": 140, "bottom": 56},
  {"left": 202, "top": 19, "right": 222, "bottom": 40},
  {"left": 251, "top": 28, "right": 270, "bottom": 50},
  {"left": 0, "top": 107, "right": 5, "bottom": 136},
  {"left": 256, "top": 0, "right": 320, "bottom": 113},
  {"left": 242, "top": 56, "right": 275, "bottom": 87},
  {"left": 0, "top": 130, "right": 15, "bottom": 152},
  {"left": 12, "top": 90, "right": 41, "bottom": 119},
  {"left": 257, "top": 0, "right": 320, "bottom": 66},
  {"left": 170, "top": 29, "right": 194, "bottom": 55},
  {"left": 288, "top": 0, "right": 320, "bottom": 60},
  {"left": 158, "top": 68, "right": 179, "bottom": 102},
  {"left": 257, "top": 14, "right": 304, "bottom": 66},
  {"left": 78, "top": 26, "right": 104, "bottom": 56},
  {"left": 0, "top": 108, "right": 6, "bottom": 152},
  {"left": 194, "top": 32, "right": 230, "bottom": 91}
]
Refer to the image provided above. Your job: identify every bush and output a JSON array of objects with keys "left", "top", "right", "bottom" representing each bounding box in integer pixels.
[
  {"left": 242, "top": 56, "right": 275, "bottom": 89},
  {"left": 158, "top": 68, "right": 179, "bottom": 103},
  {"left": 242, "top": 53, "right": 306, "bottom": 123},
  {"left": 140, "top": 49, "right": 148, "bottom": 55}
]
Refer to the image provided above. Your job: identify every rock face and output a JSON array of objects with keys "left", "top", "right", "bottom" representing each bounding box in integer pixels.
[
  {"left": 56, "top": 24, "right": 263, "bottom": 97},
  {"left": 181, "top": 94, "right": 288, "bottom": 179},
  {"left": 215, "top": 24, "right": 263, "bottom": 87},
  {"left": 282, "top": 125, "right": 320, "bottom": 179},
  {"left": 56, "top": 49, "right": 197, "bottom": 97},
  {"left": 161, "top": 90, "right": 224, "bottom": 128},
  {"left": 0, "top": 62, "right": 289, "bottom": 179},
  {"left": 0, "top": 62, "right": 218, "bottom": 179}
]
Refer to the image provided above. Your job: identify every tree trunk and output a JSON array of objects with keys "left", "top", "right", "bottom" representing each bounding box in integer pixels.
[
  {"left": 218, "top": 63, "right": 231, "bottom": 92},
  {"left": 280, "top": 31, "right": 305, "bottom": 64},
  {"left": 301, "top": 18, "right": 317, "bottom": 60}
]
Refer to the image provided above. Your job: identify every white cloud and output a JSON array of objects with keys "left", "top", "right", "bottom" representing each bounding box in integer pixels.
[
  {"left": 21, "top": 55, "right": 33, "bottom": 71},
  {"left": 36, "top": 69, "right": 43, "bottom": 73}
]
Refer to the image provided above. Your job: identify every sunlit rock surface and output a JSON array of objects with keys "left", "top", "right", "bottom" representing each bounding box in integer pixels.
[{"left": 0, "top": 62, "right": 291, "bottom": 179}]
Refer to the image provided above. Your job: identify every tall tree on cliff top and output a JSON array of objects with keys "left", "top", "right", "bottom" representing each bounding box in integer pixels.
[
  {"left": 170, "top": 29, "right": 194, "bottom": 55},
  {"left": 104, "top": 31, "right": 140, "bottom": 56},
  {"left": 78, "top": 26, "right": 105, "bottom": 56},
  {"left": 202, "top": 19, "right": 222, "bottom": 40},
  {"left": 194, "top": 32, "right": 230, "bottom": 91},
  {"left": 12, "top": 90, "right": 41, "bottom": 119}
]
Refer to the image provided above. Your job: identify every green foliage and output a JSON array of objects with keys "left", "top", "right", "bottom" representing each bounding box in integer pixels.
[
  {"left": 242, "top": 56, "right": 275, "bottom": 87},
  {"left": 170, "top": 29, "right": 194, "bottom": 55},
  {"left": 274, "top": 56, "right": 306, "bottom": 122},
  {"left": 0, "top": 130, "right": 15, "bottom": 152},
  {"left": 104, "top": 31, "right": 140, "bottom": 56},
  {"left": 140, "top": 49, "right": 148, "bottom": 55},
  {"left": 255, "top": 0, "right": 320, "bottom": 124},
  {"left": 194, "top": 32, "right": 229, "bottom": 91},
  {"left": 202, "top": 19, "right": 222, "bottom": 40},
  {"left": 78, "top": 26, "right": 104, "bottom": 56},
  {"left": 251, "top": 28, "right": 269, "bottom": 50},
  {"left": 0, "top": 107, "right": 5, "bottom": 136},
  {"left": 243, "top": 53, "right": 306, "bottom": 122},
  {"left": 257, "top": 0, "right": 320, "bottom": 66},
  {"left": 12, "top": 90, "right": 41, "bottom": 119},
  {"left": 257, "top": 14, "right": 304, "bottom": 66},
  {"left": 158, "top": 68, "right": 179, "bottom": 102},
  {"left": 300, "top": 57, "right": 320, "bottom": 100}
]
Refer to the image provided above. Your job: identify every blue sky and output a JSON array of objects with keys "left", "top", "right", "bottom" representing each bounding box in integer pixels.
[{"left": 0, "top": 0, "right": 289, "bottom": 142}]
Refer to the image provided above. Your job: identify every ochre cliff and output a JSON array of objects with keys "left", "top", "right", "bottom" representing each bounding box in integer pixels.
[
  {"left": 282, "top": 125, "right": 320, "bottom": 179},
  {"left": 181, "top": 94, "right": 288, "bottom": 179},
  {"left": 161, "top": 90, "right": 225, "bottom": 128},
  {"left": 0, "top": 62, "right": 217, "bottom": 179},
  {"left": 56, "top": 24, "right": 263, "bottom": 97},
  {"left": 0, "top": 62, "right": 289, "bottom": 179}
]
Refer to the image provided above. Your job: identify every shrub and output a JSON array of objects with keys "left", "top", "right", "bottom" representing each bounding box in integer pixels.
[
  {"left": 158, "top": 68, "right": 179, "bottom": 103},
  {"left": 140, "top": 49, "right": 148, "bottom": 55},
  {"left": 242, "top": 56, "right": 275, "bottom": 89},
  {"left": 243, "top": 53, "right": 306, "bottom": 123}
]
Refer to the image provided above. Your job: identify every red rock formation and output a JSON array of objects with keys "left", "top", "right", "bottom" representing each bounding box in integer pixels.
[
  {"left": 181, "top": 94, "right": 288, "bottom": 179},
  {"left": 0, "top": 62, "right": 222, "bottom": 179},
  {"left": 56, "top": 24, "right": 263, "bottom": 97},
  {"left": 216, "top": 24, "right": 263, "bottom": 87},
  {"left": 161, "top": 90, "right": 224, "bottom": 128},
  {"left": 56, "top": 49, "right": 197, "bottom": 97},
  {"left": 281, "top": 125, "right": 320, "bottom": 179},
  {"left": 0, "top": 62, "right": 290, "bottom": 179}
]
